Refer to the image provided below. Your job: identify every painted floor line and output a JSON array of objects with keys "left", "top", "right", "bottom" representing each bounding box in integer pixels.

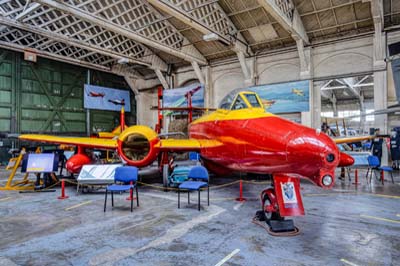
[
  {"left": 363, "top": 193, "right": 400, "bottom": 199},
  {"left": 397, "top": 214, "right": 400, "bottom": 217},
  {"left": 340, "top": 258, "right": 360, "bottom": 266},
  {"left": 118, "top": 218, "right": 157, "bottom": 233},
  {"left": 215, "top": 249, "right": 240, "bottom": 266},
  {"left": 360, "top": 214, "right": 400, "bottom": 224},
  {"left": 0, "top": 197, "right": 12, "bottom": 202},
  {"left": 233, "top": 202, "right": 244, "bottom": 211},
  {"left": 304, "top": 192, "right": 357, "bottom": 197},
  {"left": 65, "top": 200, "right": 92, "bottom": 211}
]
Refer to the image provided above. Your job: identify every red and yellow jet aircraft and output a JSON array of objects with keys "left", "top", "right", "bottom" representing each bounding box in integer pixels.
[{"left": 19, "top": 89, "right": 370, "bottom": 220}]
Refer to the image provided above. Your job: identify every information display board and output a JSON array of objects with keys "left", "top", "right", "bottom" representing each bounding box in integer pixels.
[{"left": 22, "top": 153, "right": 58, "bottom": 173}]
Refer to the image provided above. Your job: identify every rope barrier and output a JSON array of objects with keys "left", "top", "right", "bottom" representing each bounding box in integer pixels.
[
  {"left": 46, "top": 178, "right": 270, "bottom": 194},
  {"left": 36, "top": 181, "right": 60, "bottom": 191},
  {"left": 64, "top": 179, "right": 79, "bottom": 185},
  {"left": 242, "top": 180, "right": 271, "bottom": 185}
]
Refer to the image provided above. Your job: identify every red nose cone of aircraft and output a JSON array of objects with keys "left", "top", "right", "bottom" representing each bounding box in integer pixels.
[
  {"left": 286, "top": 128, "right": 340, "bottom": 187},
  {"left": 338, "top": 152, "right": 355, "bottom": 167},
  {"left": 66, "top": 154, "right": 91, "bottom": 174}
]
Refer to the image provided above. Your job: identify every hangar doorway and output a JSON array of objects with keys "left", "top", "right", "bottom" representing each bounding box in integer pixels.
[{"left": 316, "top": 74, "right": 375, "bottom": 136}]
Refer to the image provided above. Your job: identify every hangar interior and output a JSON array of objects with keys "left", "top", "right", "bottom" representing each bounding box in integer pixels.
[{"left": 1, "top": 1, "right": 400, "bottom": 266}]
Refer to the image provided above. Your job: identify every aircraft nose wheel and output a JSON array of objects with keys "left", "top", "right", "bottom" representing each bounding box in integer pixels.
[
  {"left": 262, "top": 193, "right": 282, "bottom": 225},
  {"left": 253, "top": 188, "right": 300, "bottom": 236}
]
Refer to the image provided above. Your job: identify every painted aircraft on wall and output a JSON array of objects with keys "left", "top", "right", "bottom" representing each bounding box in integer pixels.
[
  {"left": 292, "top": 88, "right": 304, "bottom": 97},
  {"left": 88, "top": 91, "right": 105, "bottom": 98},
  {"left": 19, "top": 89, "right": 373, "bottom": 222},
  {"left": 108, "top": 99, "right": 125, "bottom": 106}
]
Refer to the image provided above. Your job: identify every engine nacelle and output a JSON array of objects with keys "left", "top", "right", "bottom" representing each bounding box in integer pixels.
[
  {"left": 66, "top": 153, "right": 91, "bottom": 174},
  {"left": 117, "top": 125, "right": 160, "bottom": 167}
]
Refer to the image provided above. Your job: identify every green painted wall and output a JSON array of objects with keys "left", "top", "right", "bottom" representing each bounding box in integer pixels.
[{"left": 0, "top": 48, "right": 136, "bottom": 164}]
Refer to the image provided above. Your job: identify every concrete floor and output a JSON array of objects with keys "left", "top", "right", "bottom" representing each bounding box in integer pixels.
[{"left": 0, "top": 169, "right": 400, "bottom": 266}]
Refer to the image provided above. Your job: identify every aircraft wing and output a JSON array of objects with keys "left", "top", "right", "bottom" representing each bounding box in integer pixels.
[
  {"left": 155, "top": 139, "right": 222, "bottom": 152},
  {"left": 333, "top": 135, "right": 375, "bottom": 144},
  {"left": 19, "top": 134, "right": 118, "bottom": 149}
]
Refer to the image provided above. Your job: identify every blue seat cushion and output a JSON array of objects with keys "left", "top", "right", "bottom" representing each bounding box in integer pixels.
[
  {"left": 379, "top": 166, "right": 393, "bottom": 172},
  {"left": 179, "top": 181, "right": 208, "bottom": 190},
  {"left": 107, "top": 184, "right": 134, "bottom": 192}
]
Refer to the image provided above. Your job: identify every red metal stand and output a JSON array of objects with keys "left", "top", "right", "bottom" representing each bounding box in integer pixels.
[
  {"left": 126, "top": 181, "right": 136, "bottom": 201},
  {"left": 155, "top": 86, "right": 163, "bottom": 134},
  {"left": 58, "top": 179, "right": 69, "bottom": 199},
  {"left": 381, "top": 170, "right": 384, "bottom": 185},
  {"left": 235, "top": 180, "right": 246, "bottom": 202},
  {"left": 352, "top": 169, "right": 360, "bottom": 185}
]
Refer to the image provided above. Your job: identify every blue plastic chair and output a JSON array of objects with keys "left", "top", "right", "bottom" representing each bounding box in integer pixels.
[
  {"left": 366, "top": 156, "right": 394, "bottom": 184},
  {"left": 104, "top": 166, "right": 139, "bottom": 212},
  {"left": 178, "top": 166, "right": 209, "bottom": 211}
]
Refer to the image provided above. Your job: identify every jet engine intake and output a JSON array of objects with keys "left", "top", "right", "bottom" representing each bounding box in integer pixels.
[{"left": 117, "top": 125, "right": 160, "bottom": 167}]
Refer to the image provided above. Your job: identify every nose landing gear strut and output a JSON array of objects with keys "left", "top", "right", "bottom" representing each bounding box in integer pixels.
[{"left": 253, "top": 175, "right": 303, "bottom": 236}]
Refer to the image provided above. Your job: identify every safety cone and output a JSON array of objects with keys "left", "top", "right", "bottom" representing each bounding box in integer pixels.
[{"left": 58, "top": 179, "right": 69, "bottom": 199}]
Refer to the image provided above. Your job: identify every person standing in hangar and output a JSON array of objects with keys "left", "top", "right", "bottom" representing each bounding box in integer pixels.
[
  {"left": 390, "top": 129, "right": 400, "bottom": 169},
  {"left": 371, "top": 128, "right": 383, "bottom": 166}
]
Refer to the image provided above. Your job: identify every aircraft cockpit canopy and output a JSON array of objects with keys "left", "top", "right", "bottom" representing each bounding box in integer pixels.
[{"left": 218, "top": 89, "right": 262, "bottom": 110}]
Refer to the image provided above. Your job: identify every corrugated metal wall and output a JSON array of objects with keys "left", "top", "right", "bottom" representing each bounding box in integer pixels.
[{"left": 0, "top": 48, "right": 136, "bottom": 163}]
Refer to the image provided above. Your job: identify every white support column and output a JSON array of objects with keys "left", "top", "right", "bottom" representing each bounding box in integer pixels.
[
  {"left": 296, "top": 38, "right": 311, "bottom": 79},
  {"left": 204, "top": 66, "right": 212, "bottom": 108},
  {"left": 367, "top": 0, "right": 387, "bottom": 132},
  {"left": 123, "top": 75, "right": 139, "bottom": 95},
  {"left": 331, "top": 93, "right": 338, "bottom": 117},
  {"left": 191, "top": 61, "right": 205, "bottom": 85},
  {"left": 155, "top": 69, "right": 170, "bottom": 89},
  {"left": 310, "top": 80, "right": 320, "bottom": 129},
  {"left": 237, "top": 50, "right": 253, "bottom": 87},
  {"left": 359, "top": 92, "right": 365, "bottom": 133}
]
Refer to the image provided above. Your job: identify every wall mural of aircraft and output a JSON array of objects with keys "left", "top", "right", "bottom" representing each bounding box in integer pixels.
[
  {"left": 292, "top": 88, "right": 304, "bottom": 97},
  {"left": 88, "top": 91, "right": 105, "bottom": 98},
  {"left": 108, "top": 99, "right": 125, "bottom": 106},
  {"left": 19, "top": 89, "right": 374, "bottom": 225}
]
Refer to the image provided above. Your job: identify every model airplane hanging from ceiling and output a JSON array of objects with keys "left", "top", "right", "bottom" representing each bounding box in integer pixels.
[{"left": 19, "top": 88, "right": 373, "bottom": 223}]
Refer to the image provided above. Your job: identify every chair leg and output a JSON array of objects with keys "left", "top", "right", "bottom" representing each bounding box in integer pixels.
[
  {"left": 198, "top": 189, "right": 200, "bottom": 211},
  {"left": 104, "top": 189, "right": 107, "bottom": 212},
  {"left": 130, "top": 188, "right": 133, "bottom": 212},
  {"left": 366, "top": 168, "right": 370, "bottom": 183},
  {"left": 391, "top": 172, "right": 394, "bottom": 184},
  {"left": 111, "top": 191, "right": 114, "bottom": 207},
  {"left": 136, "top": 186, "right": 139, "bottom": 207},
  {"left": 188, "top": 191, "right": 190, "bottom": 205},
  {"left": 178, "top": 189, "right": 180, "bottom": 209},
  {"left": 207, "top": 185, "right": 209, "bottom": 206}
]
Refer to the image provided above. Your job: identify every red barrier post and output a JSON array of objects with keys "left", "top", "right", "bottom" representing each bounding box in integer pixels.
[
  {"left": 58, "top": 179, "right": 69, "bottom": 199},
  {"left": 235, "top": 180, "right": 246, "bottom": 202},
  {"left": 126, "top": 181, "right": 136, "bottom": 201},
  {"left": 352, "top": 169, "right": 360, "bottom": 186}
]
